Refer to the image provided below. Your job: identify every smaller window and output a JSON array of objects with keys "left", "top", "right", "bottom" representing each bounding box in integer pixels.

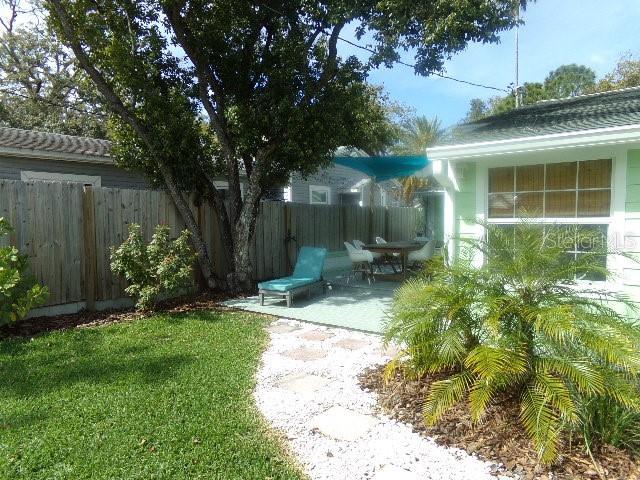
[{"left": 309, "top": 185, "right": 330, "bottom": 205}]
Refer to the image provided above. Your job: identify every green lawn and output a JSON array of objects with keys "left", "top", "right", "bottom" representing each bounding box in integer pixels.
[{"left": 0, "top": 310, "right": 304, "bottom": 480}]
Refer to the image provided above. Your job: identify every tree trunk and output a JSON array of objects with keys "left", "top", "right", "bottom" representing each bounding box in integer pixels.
[
  {"left": 226, "top": 180, "right": 262, "bottom": 292},
  {"left": 49, "top": 0, "right": 221, "bottom": 291},
  {"left": 165, "top": 181, "right": 219, "bottom": 291}
]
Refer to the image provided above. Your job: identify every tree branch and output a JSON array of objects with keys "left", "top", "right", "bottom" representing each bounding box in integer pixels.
[
  {"left": 48, "top": 0, "right": 220, "bottom": 289},
  {"left": 316, "top": 22, "right": 344, "bottom": 91},
  {"left": 163, "top": 1, "right": 243, "bottom": 223}
]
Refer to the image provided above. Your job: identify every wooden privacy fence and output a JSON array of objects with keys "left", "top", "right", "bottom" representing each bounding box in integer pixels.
[{"left": 0, "top": 180, "right": 420, "bottom": 308}]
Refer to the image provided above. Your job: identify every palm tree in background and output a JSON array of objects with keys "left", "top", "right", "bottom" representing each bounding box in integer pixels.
[{"left": 391, "top": 115, "right": 444, "bottom": 204}]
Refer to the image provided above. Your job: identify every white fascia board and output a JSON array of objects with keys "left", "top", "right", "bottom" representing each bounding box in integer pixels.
[
  {"left": 426, "top": 124, "right": 640, "bottom": 162},
  {"left": 430, "top": 159, "right": 459, "bottom": 191},
  {"left": 413, "top": 163, "right": 433, "bottom": 178},
  {"left": 0, "top": 146, "right": 113, "bottom": 165}
]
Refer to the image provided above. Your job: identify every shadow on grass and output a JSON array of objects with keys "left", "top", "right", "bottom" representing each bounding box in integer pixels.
[
  {"left": 0, "top": 409, "right": 48, "bottom": 431},
  {"left": 0, "top": 327, "right": 195, "bottom": 400}
]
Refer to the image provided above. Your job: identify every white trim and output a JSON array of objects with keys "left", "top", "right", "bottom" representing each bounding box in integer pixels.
[
  {"left": 427, "top": 124, "right": 640, "bottom": 161},
  {"left": 20, "top": 170, "right": 102, "bottom": 186},
  {"left": 443, "top": 188, "right": 455, "bottom": 262},
  {"left": 309, "top": 185, "right": 331, "bottom": 205},
  {"left": 283, "top": 185, "right": 292, "bottom": 202},
  {"left": 380, "top": 190, "right": 387, "bottom": 207}
]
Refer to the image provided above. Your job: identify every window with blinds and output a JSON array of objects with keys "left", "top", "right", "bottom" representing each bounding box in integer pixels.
[
  {"left": 488, "top": 159, "right": 612, "bottom": 219},
  {"left": 487, "top": 159, "right": 612, "bottom": 281}
]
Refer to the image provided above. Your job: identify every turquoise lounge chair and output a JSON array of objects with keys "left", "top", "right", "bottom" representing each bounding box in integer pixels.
[{"left": 258, "top": 246, "right": 327, "bottom": 307}]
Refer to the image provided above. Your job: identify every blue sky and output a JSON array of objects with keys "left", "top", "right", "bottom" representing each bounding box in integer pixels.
[{"left": 339, "top": 0, "right": 640, "bottom": 127}]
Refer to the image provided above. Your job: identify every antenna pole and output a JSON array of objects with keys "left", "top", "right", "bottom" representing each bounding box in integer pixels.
[{"left": 515, "top": 3, "right": 521, "bottom": 108}]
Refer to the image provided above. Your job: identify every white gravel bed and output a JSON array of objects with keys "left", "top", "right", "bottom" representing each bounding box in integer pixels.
[{"left": 255, "top": 319, "right": 510, "bottom": 480}]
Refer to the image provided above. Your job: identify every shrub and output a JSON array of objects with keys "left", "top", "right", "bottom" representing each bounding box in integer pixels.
[
  {"left": 0, "top": 217, "right": 48, "bottom": 325},
  {"left": 110, "top": 224, "right": 195, "bottom": 310},
  {"left": 579, "top": 395, "right": 640, "bottom": 456},
  {"left": 386, "top": 222, "right": 640, "bottom": 464}
]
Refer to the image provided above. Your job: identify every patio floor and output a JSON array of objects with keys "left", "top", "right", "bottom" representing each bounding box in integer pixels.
[{"left": 223, "top": 270, "right": 399, "bottom": 333}]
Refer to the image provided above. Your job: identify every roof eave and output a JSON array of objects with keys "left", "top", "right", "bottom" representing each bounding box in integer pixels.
[
  {"left": 0, "top": 146, "right": 113, "bottom": 165},
  {"left": 427, "top": 123, "right": 640, "bottom": 161}
]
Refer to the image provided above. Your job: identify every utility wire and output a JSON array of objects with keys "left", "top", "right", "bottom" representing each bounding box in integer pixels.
[
  {"left": 254, "top": 1, "right": 510, "bottom": 93},
  {"left": 337, "top": 37, "right": 509, "bottom": 93},
  {"left": 2, "top": 3, "right": 511, "bottom": 120}
]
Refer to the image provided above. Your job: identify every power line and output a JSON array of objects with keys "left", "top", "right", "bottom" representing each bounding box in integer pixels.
[
  {"left": 337, "top": 37, "right": 509, "bottom": 93},
  {"left": 254, "top": 1, "right": 510, "bottom": 93},
  {"left": 3, "top": 3, "right": 512, "bottom": 121}
]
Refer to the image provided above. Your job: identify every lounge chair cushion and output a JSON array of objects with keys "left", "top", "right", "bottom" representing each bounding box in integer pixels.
[
  {"left": 258, "top": 277, "right": 318, "bottom": 292},
  {"left": 292, "top": 246, "right": 327, "bottom": 280}
]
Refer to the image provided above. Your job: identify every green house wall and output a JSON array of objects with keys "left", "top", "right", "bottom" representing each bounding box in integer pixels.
[
  {"left": 624, "top": 149, "right": 640, "bottom": 303},
  {"left": 453, "top": 162, "right": 477, "bottom": 257}
]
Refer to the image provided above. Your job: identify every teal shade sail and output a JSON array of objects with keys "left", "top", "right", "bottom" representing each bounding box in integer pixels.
[{"left": 334, "top": 155, "right": 429, "bottom": 181}]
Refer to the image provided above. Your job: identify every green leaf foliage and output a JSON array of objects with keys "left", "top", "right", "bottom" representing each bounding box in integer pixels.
[
  {"left": 110, "top": 224, "right": 196, "bottom": 310},
  {"left": 464, "top": 63, "right": 597, "bottom": 121},
  {"left": 0, "top": 2, "right": 106, "bottom": 137},
  {"left": 591, "top": 52, "right": 640, "bottom": 93},
  {"left": 386, "top": 221, "right": 640, "bottom": 464},
  {"left": 45, "top": 0, "right": 526, "bottom": 284},
  {"left": 0, "top": 217, "right": 48, "bottom": 325}
]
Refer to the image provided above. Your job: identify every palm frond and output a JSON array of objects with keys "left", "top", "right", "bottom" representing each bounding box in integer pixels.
[
  {"left": 535, "top": 357, "right": 604, "bottom": 396},
  {"left": 520, "top": 384, "right": 563, "bottom": 464},
  {"left": 465, "top": 344, "right": 528, "bottom": 381},
  {"left": 423, "top": 371, "right": 475, "bottom": 425},
  {"left": 534, "top": 372, "right": 578, "bottom": 423},
  {"left": 468, "top": 378, "right": 498, "bottom": 423},
  {"left": 531, "top": 304, "right": 577, "bottom": 345}
]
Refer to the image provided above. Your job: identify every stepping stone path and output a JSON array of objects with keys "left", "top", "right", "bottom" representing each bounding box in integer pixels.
[
  {"left": 378, "top": 342, "right": 402, "bottom": 358},
  {"left": 310, "top": 406, "right": 378, "bottom": 441},
  {"left": 334, "top": 338, "right": 369, "bottom": 350},
  {"left": 281, "top": 347, "right": 327, "bottom": 361},
  {"left": 297, "top": 329, "right": 335, "bottom": 341},
  {"left": 268, "top": 323, "right": 301, "bottom": 334},
  {"left": 278, "top": 373, "right": 330, "bottom": 394},
  {"left": 256, "top": 319, "right": 504, "bottom": 480}
]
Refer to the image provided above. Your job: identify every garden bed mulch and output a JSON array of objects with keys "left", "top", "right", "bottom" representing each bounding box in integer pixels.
[
  {"left": 0, "top": 292, "right": 238, "bottom": 339},
  {"left": 359, "top": 364, "right": 640, "bottom": 480}
]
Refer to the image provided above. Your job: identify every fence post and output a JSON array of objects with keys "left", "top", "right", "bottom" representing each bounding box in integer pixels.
[
  {"left": 340, "top": 205, "right": 347, "bottom": 244},
  {"left": 283, "top": 202, "right": 290, "bottom": 275},
  {"left": 384, "top": 206, "right": 389, "bottom": 241},
  {"left": 82, "top": 186, "right": 97, "bottom": 311}
]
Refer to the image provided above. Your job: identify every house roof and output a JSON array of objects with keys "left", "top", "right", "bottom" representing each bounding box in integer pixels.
[
  {"left": 0, "top": 126, "right": 111, "bottom": 160},
  {"left": 439, "top": 86, "right": 640, "bottom": 147}
]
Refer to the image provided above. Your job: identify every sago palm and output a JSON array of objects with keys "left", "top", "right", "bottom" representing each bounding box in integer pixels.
[{"left": 385, "top": 222, "right": 640, "bottom": 464}]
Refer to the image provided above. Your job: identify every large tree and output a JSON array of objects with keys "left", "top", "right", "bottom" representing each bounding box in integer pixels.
[
  {"left": 465, "top": 63, "right": 596, "bottom": 121},
  {"left": 0, "top": 0, "right": 106, "bottom": 137},
  {"left": 46, "top": 0, "right": 526, "bottom": 291},
  {"left": 464, "top": 81, "right": 546, "bottom": 121},
  {"left": 543, "top": 63, "right": 596, "bottom": 98},
  {"left": 592, "top": 53, "right": 640, "bottom": 92}
]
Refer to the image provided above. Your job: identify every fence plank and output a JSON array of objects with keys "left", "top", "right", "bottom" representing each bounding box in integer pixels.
[
  {"left": 0, "top": 180, "right": 421, "bottom": 303},
  {"left": 82, "top": 186, "right": 97, "bottom": 310}
]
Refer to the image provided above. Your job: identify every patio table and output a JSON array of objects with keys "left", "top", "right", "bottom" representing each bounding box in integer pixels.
[{"left": 363, "top": 241, "right": 422, "bottom": 280}]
